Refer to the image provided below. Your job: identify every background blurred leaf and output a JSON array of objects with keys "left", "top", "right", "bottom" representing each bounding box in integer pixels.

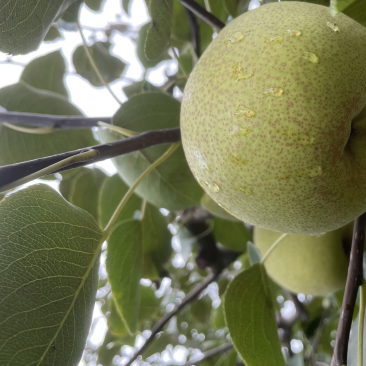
[
  {"left": 97, "top": 92, "right": 203, "bottom": 210},
  {"left": 224, "top": 264, "right": 285, "bottom": 366},
  {"left": 123, "top": 80, "right": 161, "bottom": 99},
  {"left": 44, "top": 26, "right": 63, "bottom": 42},
  {"left": 0, "top": 82, "right": 96, "bottom": 166},
  {"left": 201, "top": 193, "right": 240, "bottom": 222},
  {"left": 0, "top": 184, "right": 102, "bottom": 365},
  {"left": 122, "top": 0, "right": 132, "bottom": 15},
  {"left": 20, "top": 50, "right": 68, "bottom": 97},
  {"left": 73, "top": 41, "right": 127, "bottom": 86},
  {"left": 247, "top": 241, "right": 262, "bottom": 265},
  {"left": 85, "top": 0, "right": 105, "bottom": 12}
]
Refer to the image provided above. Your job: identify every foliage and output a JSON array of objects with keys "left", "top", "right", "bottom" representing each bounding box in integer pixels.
[{"left": 0, "top": 0, "right": 366, "bottom": 366}]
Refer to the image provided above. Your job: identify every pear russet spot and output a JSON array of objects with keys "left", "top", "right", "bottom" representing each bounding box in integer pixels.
[
  {"left": 254, "top": 223, "right": 356, "bottom": 296},
  {"left": 180, "top": 2, "right": 366, "bottom": 234}
]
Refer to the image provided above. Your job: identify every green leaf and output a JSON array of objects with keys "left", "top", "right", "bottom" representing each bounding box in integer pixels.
[
  {"left": 0, "top": 184, "right": 103, "bottom": 365},
  {"left": 108, "top": 297, "right": 130, "bottom": 336},
  {"left": 224, "top": 264, "right": 285, "bottom": 366},
  {"left": 61, "top": 0, "right": 83, "bottom": 23},
  {"left": 213, "top": 303, "right": 226, "bottom": 329},
  {"left": 137, "top": 23, "right": 167, "bottom": 68},
  {"left": 97, "top": 331, "right": 123, "bottom": 366},
  {"left": 213, "top": 217, "right": 251, "bottom": 251},
  {"left": 99, "top": 174, "right": 142, "bottom": 229},
  {"left": 106, "top": 220, "right": 143, "bottom": 334},
  {"left": 201, "top": 192, "right": 240, "bottom": 222},
  {"left": 0, "top": 0, "right": 77, "bottom": 55},
  {"left": 85, "top": 0, "right": 105, "bottom": 12},
  {"left": 139, "top": 284, "right": 160, "bottom": 321},
  {"left": 191, "top": 296, "right": 212, "bottom": 323},
  {"left": 287, "top": 354, "right": 304, "bottom": 366},
  {"left": 145, "top": 0, "right": 174, "bottom": 61},
  {"left": 73, "top": 41, "right": 127, "bottom": 87},
  {"left": 123, "top": 80, "right": 160, "bottom": 99},
  {"left": 44, "top": 26, "right": 63, "bottom": 42},
  {"left": 60, "top": 168, "right": 108, "bottom": 221},
  {"left": 247, "top": 241, "right": 262, "bottom": 265},
  {"left": 97, "top": 93, "right": 203, "bottom": 210},
  {"left": 20, "top": 50, "right": 68, "bottom": 97},
  {"left": 281, "top": 0, "right": 330, "bottom": 5},
  {"left": 224, "top": 0, "right": 241, "bottom": 17},
  {"left": 0, "top": 82, "right": 96, "bottom": 166}
]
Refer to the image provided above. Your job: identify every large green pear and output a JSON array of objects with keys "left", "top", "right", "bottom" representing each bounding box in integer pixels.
[
  {"left": 180, "top": 2, "right": 366, "bottom": 234},
  {"left": 254, "top": 224, "right": 354, "bottom": 296}
]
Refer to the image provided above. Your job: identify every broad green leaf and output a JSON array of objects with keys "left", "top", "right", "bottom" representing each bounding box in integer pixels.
[
  {"left": 20, "top": 50, "right": 68, "bottom": 97},
  {"left": 338, "top": 0, "right": 366, "bottom": 26},
  {"left": 331, "top": 0, "right": 355, "bottom": 12},
  {"left": 247, "top": 241, "right": 262, "bottom": 265},
  {"left": 201, "top": 192, "right": 240, "bottom": 222},
  {"left": 213, "top": 303, "right": 226, "bottom": 329},
  {"left": 145, "top": 0, "right": 174, "bottom": 61},
  {"left": 0, "top": 82, "right": 96, "bottom": 166},
  {"left": 60, "top": 168, "right": 108, "bottom": 221},
  {"left": 85, "top": 0, "right": 105, "bottom": 11},
  {"left": 0, "top": 0, "right": 76, "bottom": 55},
  {"left": 44, "top": 26, "right": 63, "bottom": 42},
  {"left": 99, "top": 173, "right": 142, "bottom": 229},
  {"left": 0, "top": 184, "right": 103, "bottom": 366},
  {"left": 97, "top": 93, "right": 203, "bottom": 210},
  {"left": 213, "top": 217, "right": 251, "bottom": 251},
  {"left": 224, "top": 0, "right": 241, "bottom": 17},
  {"left": 108, "top": 298, "right": 130, "bottom": 336},
  {"left": 224, "top": 264, "right": 285, "bottom": 366},
  {"left": 139, "top": 284, "right": 160, "bottom": 321},
  {"left": 282, "top": 0, "right": 329, "bottom": 4},
  {"left": 73, "top": 42, "right": 127, "bottom": 87},
  {"left": 106, "top": 220, "right": 143, "bottom": 334},
  {"left": 137, "top": 23, "right": 167, "bottom": 68},
  {"left": 61, "top": 0, "right": 83, "bottom": 23},
  {"left": 123, "top": 80, "right": 160, "bottom": 99}
]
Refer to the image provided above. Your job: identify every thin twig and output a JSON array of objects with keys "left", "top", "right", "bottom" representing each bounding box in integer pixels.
[
  {"left": 184, "top": 8, "right": 201, "bottom": 59},
  {"left": 77, "top": 20, "right": 123, "bottom": 105},
  {"left": 177, "top": 0, "right": 225, "bottom": 31},
  {"left": 0, "top": 127, "right": 181, "bottom": 189},
  {"left": 183, "top": 343, "right": 234, "bottom": 366},
  {"left": 125, "top": 270, "right": 221, "bottom": 366},
  {"left": 0, "top": 112, "right": 111, "bottom": 129},
  {"left": 331, "top": 212, "right": 366, "bottom": 366}
]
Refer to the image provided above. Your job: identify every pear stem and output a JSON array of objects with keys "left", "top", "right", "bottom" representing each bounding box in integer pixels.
[
  {"left": 358, "top": 279, "right": 366, "bottom": 366},
  {"left": 260, "top": 233, "right": 287, "bottom": 264}
]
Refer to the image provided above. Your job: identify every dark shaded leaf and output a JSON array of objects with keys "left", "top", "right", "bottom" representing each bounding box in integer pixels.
[
  {"left": 85, "top": 0, "right": 105, "bottom": 12},
  {"left": 44, "top": 26, "right": 63, "bottom": 42},
  {"left": 122, "top": 0, "right": 132, "bottom": 15},
  {"left": 123, "top": 80, "right": 160, "bottom": 99}
]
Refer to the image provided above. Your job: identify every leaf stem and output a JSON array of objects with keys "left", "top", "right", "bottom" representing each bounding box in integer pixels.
[
  {"left": 359, "top": 279, "right": 366, "bottom": 366},
  {"left": 77, "top": 20, "right": 123, "bottom": 105},
  {"left": 102, "top": 142, "right": 180, "bottom": 236},
  {"left": 97, "top": 121, "right": 139, "bottom": 137},
  {"left": 260, "top": 233, "right": 287, "bottom": 264},
  {"left": 1, "top": 122, "right": 54, "bottom": 134},
  {"left": 0, "top": 149, "right": 98, "bottom": 193}
]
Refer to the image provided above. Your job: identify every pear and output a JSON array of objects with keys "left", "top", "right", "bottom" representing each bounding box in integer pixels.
[
  {"left": 253, "top": 223, "right": 355, "bottom": 296},
  {"left": 180, "top": 2, "right": 366, "bottom": 234}
]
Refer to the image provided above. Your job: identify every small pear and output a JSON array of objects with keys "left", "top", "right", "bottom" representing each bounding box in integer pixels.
[{"left": 254, "top": 223, "right": 355, "bottom": 296}]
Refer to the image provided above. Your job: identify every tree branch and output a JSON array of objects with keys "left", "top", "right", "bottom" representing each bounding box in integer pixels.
[
  {"left": 331, "top": 212, "right": 366, "bottom": 366},
  {"left": 183, "top": 342, "right": 234, "bottom": 366},
  {"left": 185, "top": 8, "right": 201, "bottom": 58},
  {"left": 0, "top": 127, "right": 180, "bottom": 189},
  {"left": 0, "top": 111, "right": 111, "bottom": 129},
  {"left": 177, "top": 0, "right": 225, "bottom": 31}
]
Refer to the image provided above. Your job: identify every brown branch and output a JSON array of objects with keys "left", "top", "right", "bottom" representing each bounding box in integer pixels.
[
  {"left": 0, "top": 127, "right": 180, "bottom": 189},
  {"left": 177, "top": 0, "right": 225, "bottom": 31},
  {"left": 125, "top": 270, "right": 220, "bottom": 366},
  {"left": 185, "top": 8, "right": 201, "bottom": 58},
  {"left": 0, "top": 111, "right": 111, "bottom": 129},
  {"left": 331, "top": 212, "right": 366, "bottom": 366},
  {"left": 183, "top": 342, "right": 234, "bottom": 366}
]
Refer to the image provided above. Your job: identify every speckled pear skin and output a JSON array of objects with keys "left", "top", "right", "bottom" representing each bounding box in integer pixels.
[
  {"left": 180, "top": 2, "right": 366, "bottom": 234},
  {"left": 254, "top": 223, "right": 353, "bottom": 296}
]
